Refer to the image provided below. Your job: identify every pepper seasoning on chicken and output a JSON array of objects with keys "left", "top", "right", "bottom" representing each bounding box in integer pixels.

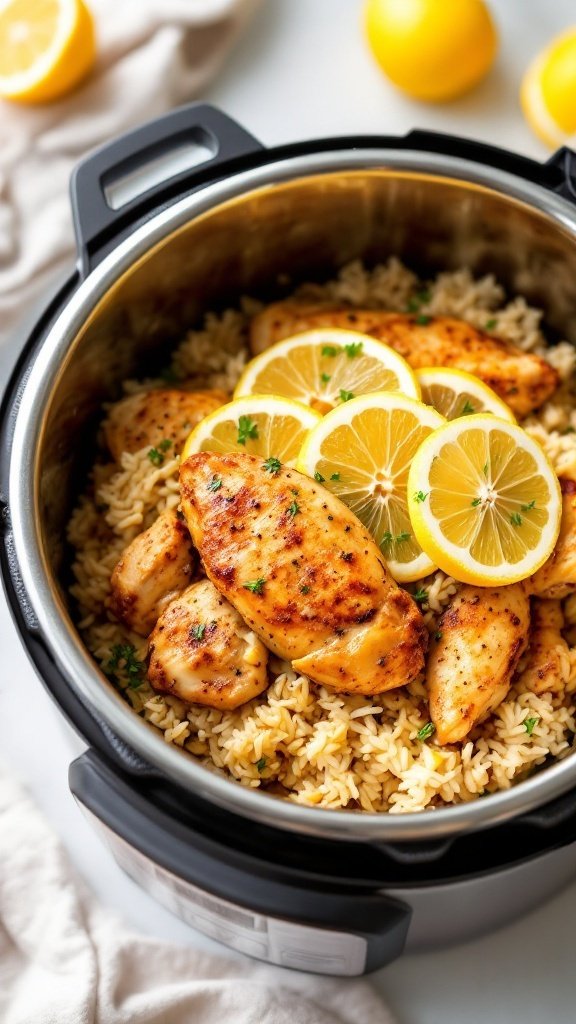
[
  {"left": 103, "top": 388, "right": 229, "bottom": 461},
  {"left": 179, "top": 451, "right": 428, "bottom": 696}
]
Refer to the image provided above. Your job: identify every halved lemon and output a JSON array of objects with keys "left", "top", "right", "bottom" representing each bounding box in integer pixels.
[
  {"left": 417, "top": 367, "right": 516, "bottom": 423},
  {"left": 234, "top": 329, "right": 420, "bottom": 414},
  {"left": 182, "top": 395, "right": 321, "bottom": 466},
  {"left": 408, "top": 415, "right": 562, "bottom": 586},
  {"left": 0, "top": 0, "right": 95, "bottom": 103},
  {"left": 297, "top": 392, "right": 445, "bottom": 582}
]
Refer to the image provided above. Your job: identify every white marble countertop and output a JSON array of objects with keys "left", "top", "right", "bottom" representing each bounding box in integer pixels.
[{"left": 2, "top": 1, "right": 576, "bottom": 1021}]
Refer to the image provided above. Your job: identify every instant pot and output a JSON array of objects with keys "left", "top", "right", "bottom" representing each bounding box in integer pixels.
[{"left": 3, "top": 103, "right": 576, "bottom": 975}]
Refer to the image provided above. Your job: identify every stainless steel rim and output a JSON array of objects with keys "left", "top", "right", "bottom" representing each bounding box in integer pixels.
[{"left": 10, "top": 147, "right": 576, "bottom": 841}]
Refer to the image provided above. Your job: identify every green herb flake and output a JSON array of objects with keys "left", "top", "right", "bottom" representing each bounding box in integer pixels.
[
  {"left": 510, "top": 511, "right": 523, "bottom": 526},
  {"left": 406, "top": 297, "right": 420, "bottom": 313},
  {"left": 147, "top": 447, "right": 164, "bottom": 467},
  {"left": 320, "top": 372, "right": 331, "bottom": 384},
  {"left": 107, "top": 643, "right": 146, "bottom": 690},
  {"left": 344, "top": 341, "right": 363, "bottom": 358},
  {"left": 471, "top": 497, "right": 482, "bottom": 507},
  {"left": 521, "top": 499, "right": 536, "bottom": 512},
  {"left": 412, "top": 587, "right": 428, "bottom": 604},
  {"left": 417, "top": 722, "right": 436, "bottom": 741},
  {"left": 485, "top": 318, "right": 498, "bottom": 331},
  {"left": 415, "top": 314, "right": 431, "bottom": 326},
  {"left": 237, "top": 415, "right": 259, "bottom": 446},
  {"left": 381, "top": 532, "right": 393, "bottom": 547},
  {"left": 322, "top": 345, "right": 340, "bottom": 357},
  {"left": 243, "top": 577, "right": 266, "bottom": 595},
  {"left": 158, "top": 438, "right": 173, "bottom": 453},
  {"left": 256, "top": 756, "right": 267, "bottom": 773},
  {"left": 207, "top": 475, "right": 222, "bottom": 492},
  {"left": 461, "top": 400, "right": 476, "bottom": 415},
  {"left": 434, "top": 631, "right": 443, "bottom": 642},
  {"left": 300, "top": 584, "right": 310, "bottom": 594},
  {"left": 288, "top": 500, "right": 300, "bottom": 518},
  {"left": 339, "top": 388, "right": 355, "bottom": 403},
  {"left": 563, "top": 426, "right": 576, "bottom": 435},
  {"left": 524, "top": 716, "right": 539, "bottom": 735},
  {"left": 395, "top": 531, "right": 411, "bottom": 543},
  {"left": 330, "top": 472, "right": 341, "bottom": 481},
  {"left": 263, "top": 457, "right": 282, "bottom": 475},
  {"left": 314, "top": 470, "right": 325, "bottom": 483},
  {"left": 191, "top": 623, "right": 206, "bottom": 641},
  {"left": 413, "top": 490, "right": 428, "bottom": 503},
  {"left": 483, "top": 462, "right": 489, "bottom": 476}
]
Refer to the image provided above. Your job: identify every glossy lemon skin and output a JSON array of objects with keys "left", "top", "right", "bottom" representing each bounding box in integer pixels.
[{"left": 364, "top": 0, "right": 498, "bottom": 102}]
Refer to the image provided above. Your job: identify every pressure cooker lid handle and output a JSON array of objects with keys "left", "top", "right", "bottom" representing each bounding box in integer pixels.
[{"left": 70, "top": 102, "right": 264, "bottom": 277}]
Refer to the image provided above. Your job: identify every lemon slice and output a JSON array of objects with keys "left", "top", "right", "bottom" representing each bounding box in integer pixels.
[
  {"left": 234, "top": 329, "right": 420, "bottom": 414},
  {"left": 0, "top": 0, "right": 95, "bottom": 103},
  {"left": 182, "top": 395, "right": 322, "bottom": 466},
  {"left": 297, "top": 392, "right": 445, "bottom": 582},
  {"left": 417, "top": 367, "right": 516, "bottom": 423},
  {"left": 408, "top": 415, "right": 562, "bottom": 586}
]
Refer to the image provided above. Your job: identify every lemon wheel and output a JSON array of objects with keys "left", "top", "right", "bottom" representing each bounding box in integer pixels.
[
  {"left": 408, "top": 415, "right": 562, "bottom": 586},
  {"left": 182, "top": 395, "right": 322, "bottom": 466},
  {"left": 297, "top": 392, "right": 446, "bottom": 582},
  {"left": 417, "top": 367, "right": 516, "bottom": 423},
  {"left": 234, "top": 329, "right": 420, "bottom": 414}
]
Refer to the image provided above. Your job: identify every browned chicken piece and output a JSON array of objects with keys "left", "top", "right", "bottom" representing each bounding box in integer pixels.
[
  {"left": 103, "top": 388, "right": 228, "bottom": 461},
  {"left": 530, "top": 479, "right": 576, "bottom": 599},
  {"left": 179, "top": 451, "right": 428, "bottom": 696},
  {"left": 515, "top": 599, "right": 569, "bottom": 696},
  {"left": 147, "top": 579, "right": 269, "bottom": 710},
  {"left": 427, "top": 583, "right": 530, "bottom": 745},
  {"left": 250, "top": 303, "right": 558, "bottom": 418},
  {"left": 110, "top": 509, "right": 197, "bottom": 636}
]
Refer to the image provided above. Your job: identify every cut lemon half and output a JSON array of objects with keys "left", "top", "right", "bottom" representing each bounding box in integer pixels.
[
  {"left": 234, "top": 329, "right": 420, "bottom": 414},
  {"left": 417, "top": 367, "right": 516, "bottom": 423},
  {"left": 297, "top": 392, "right": 445, "bottom": 582},
  {"left": 408, "top": 415, "right": 562, "bottom": 586},
  {"left": 182, "top": 395, "right": 322, "bottom": 466},
  {"left": 0, "top": 0, "right": 95, "bottom": 103}
]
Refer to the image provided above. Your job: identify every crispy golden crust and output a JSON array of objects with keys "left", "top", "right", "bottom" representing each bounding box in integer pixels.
[
  {"left": 427, "top": 583, "right": 530, "bottom": 744},
  {"left": 515, "top": 599, "right": 568, "bottom": 696},
  {"left": 180, "top": 450, "right": 427, "bottom": 696},
  {"left": 103, "top": 388, "right": 228, "bottom": 461},
  {"left": 530, "top": 479, "right": 576, "bottom": 599},
  {"left": 249, "top": 303, "right": 559, "bottom": 418}
]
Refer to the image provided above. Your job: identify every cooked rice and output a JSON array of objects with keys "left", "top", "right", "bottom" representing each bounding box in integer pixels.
[{"left": 67, "top": 258, "right": 576, "bottom": 814}]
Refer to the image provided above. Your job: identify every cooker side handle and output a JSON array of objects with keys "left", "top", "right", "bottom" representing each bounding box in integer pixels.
[{"left": 70, "top": 103, "right": 264, "bottom": 277}]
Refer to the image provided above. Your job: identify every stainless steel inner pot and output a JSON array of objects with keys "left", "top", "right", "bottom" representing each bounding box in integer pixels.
[{"left": 10, "top": 146, "right": 576, "bottom": 842}]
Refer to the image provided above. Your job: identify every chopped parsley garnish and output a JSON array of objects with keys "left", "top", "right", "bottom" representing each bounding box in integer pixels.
[
  {"left": 158, "top": 439, "right": 173, "bottom": 452},
  {"left": 207, "top": 475, "right": 222, "bottom": 492},
  {"left": 415, "top": 314, "right": 431, "bottom": 326},
  {"left": 563, "top": 426, "right": 576, "bottom": 435},
  {"left": 300, "top": 584, "right": 310, "bottom": 594},
  {"left": 471, "top": 497, "right": 482, "bottom": 507},
  {"left": 314, "top": 470, "right": 325, "bottom": 483},
  {"left": 344, "top": 341, "right": 363, "bottom": 358},
  {"left": 395, "top": 531, "right": 411, "bottom": 542},
  {"left": 510, "top": 511, "right": 523, "bottom": 526},
  {"left": 288, "top": 501, "right": 300, "bottom": 518},
  {"left": 381, "top": 532, "right": 393, "bottom": 546},
  {"left": 243, "top": 577, "right": 266, "bottom": 594},
  {"left": 256, "top": 756, "right": 267, "bottom": 772},
  {"left": 237, "top": 415, "right": 259, "bottom": 445},
  {"left": 322, "top": 344, "right": 340, "bottom": 357},
  {"left": 191, "top": 623, "right": 206, "bottom": 641},
  {"left": 417, "top": 722, "right": 436, "bottom": 741},
  {"left": 416, "top": 288, "right": 431, "bottom": 304},
  {"left": 339, "top": 388, "right": 355, "bottom": 403},
  {"left": 434, "top": 631, "right": 443, "bottom": 642},
  {"left": 524, "top": 716, "right": 539, "bottom": 735},
  {"left": 521, "top": 499, "right": 536, "bottom": 512},
  {"left": 412, "top": 587, "right": 428, "bottom": 604},
  {"left": 107, "top": 643, "right": 146, "bottom": 689},
  {"left": 461, "top": 400, "right": 476, "bottom": 415},
  {"left": 330, "top": 472, "right": 341, "bottom": 481},
  {"left": 148, "top": 447, "right": 165, "bottom": 466},
  {"left": 382, "top": 531, "right": 411, "bottom": 546},
  {"left": 320, "top": 372, "right": 331, "bottom": 383},
  {"left": 263, "top": 457, "right": 282, "bottom": 474},
  {"left": 413, "top": 490, "right": 428, "bottom": 503},
  {"left": 406, "top": 297, "right": 420, "bottom": 313},
  {"left": 485, "top": 318, "right": 498, "bottom": 331},
  {"left": 483, "top": 462, "right": 489, "bottom": 476}
]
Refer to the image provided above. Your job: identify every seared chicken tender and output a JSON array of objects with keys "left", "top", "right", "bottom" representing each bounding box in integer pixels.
[
  {"left": 427, "top": 583, "right": 530, "bottom": 744},
  {"left": 147, "top": 579, "right": 269, "bottom": 709},
  {"left": 104, "top": 388, "right": 228, "bottom": 461},
  {"left": 180, "top": 451, "right": 428, "bottom": 696},
  {"left": 250, "top": 303, "right": 559, "bottom": 418},
  {"left": 515, "top": 599, "right": 569, "bottom": 696},
  {"left": 110, "top": 509, "right": 197, "bottom": 636},
  {"left": 530, "top": 478, "right": 576, "bottom": 599}
]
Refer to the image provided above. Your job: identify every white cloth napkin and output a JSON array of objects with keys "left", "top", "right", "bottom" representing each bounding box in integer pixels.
[
  {"left": 0, "top": 770, "right": 395, "bottom": 1024},
  {"left": 0, "top": 0, "right": 260, "bottom": 347}
]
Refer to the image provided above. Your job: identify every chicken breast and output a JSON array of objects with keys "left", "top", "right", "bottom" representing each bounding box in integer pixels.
[
  {"left": 250, "top": 303, "right": 558, "bottom": 418},
  {"left": 104, "top": 388, "right": 228, "bottom": 461},
  {"left": 110, "top": 510, "right": 197, "bottom": 636},
  {"left": 515, "top": 599, "right": 568, "bottom": 696},
  {"left": 427, "top": 583, "right": 530, "bottom": 744},
  {"left": 180, "top": 451, "right": 428, "bottom": 695},
  {"left": 148, "top": 579, "right": 269, "bottom": 709},
  {"left": 530, "top": 478, "right": 576, "bottom": 599}
]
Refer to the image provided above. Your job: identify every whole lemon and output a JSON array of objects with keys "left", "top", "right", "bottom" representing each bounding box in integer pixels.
[
  {"left": 364, "top": 0, "right": 498, "bottom": 103},
  {"left": 521, "top": 29, "right": 576, "bottom": 148}
]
